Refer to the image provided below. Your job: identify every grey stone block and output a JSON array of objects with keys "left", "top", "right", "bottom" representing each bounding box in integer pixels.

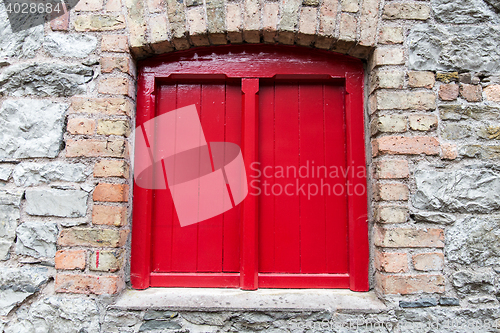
[
  {"left": 409, "top": 24, "right": 500, "bottom": 72},
  {"left": 0, "top": 205, "right": 19, "bottom": 260},
  {"left": 0, "top": 267, "right": 48, "bottom": 316},
  {"left": 0, "top": 99, "right": 67, "bottom": 159},
  {"left": 447, "top": 216, "right": 500, "bottom": 266},
  {"left": 25, "top": 188, "right": 88, "bottom": 217},
  {"left": 43, "top": 33, "right": 97, "bottom": 58},
  {"left": 5, "top": 296, "right": 99, "bottom": 333},
  {"left": 432, "top": 0, "right": 499, "bottom": 24},
  {"left": 0, "top": 63, "right": 93, "bottom": 97},
  {"left": 411, "top": 211, "right": 456, "bottom": 224},
  {"left": 0, "top": 3, "right": 43, "bottom": 58},
  {"left": 13, "top": 162, "right": 89, "bottom": 187},
  {"left": 0, "top": 165, "right": 13, "bottom": 181},
  {"left": 439, "top": 297, "right": 460, "bottom": 306},
  {"left": 413, "top": 169, "right": 500, "bottom": 213},
  {"left": 400, "top": 298, "right": 438, "bottom": 308},
  {"left": 15, "top": 222, "right": 58, "bottom": 258}
]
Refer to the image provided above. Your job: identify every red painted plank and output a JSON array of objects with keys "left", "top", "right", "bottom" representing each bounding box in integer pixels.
[
  {"left": 257, "top": 82, "right": 275, "bottom": 273},
  {"left": 130, "top": 72, "right": 155, "bottom": 289},
  {"left": 273, "top": 82, "right": 301, "bottom": 273},
  {"left": 151, "top": 84, "right": 177, "bottom": 272},
  {"left": 240, "top": 78, "right": 259, "bottom": 290},
  {"left": 298, "top": 83, "right": 327, "bottom": 274},
  {"left": 324, "top": 84, "right": 349, "bottom": 274},
  {"left": 150, "top": 273, "right": 240, "bottom": 288},
  {"left": 197, "top": 83, "right": 225, "bottom": 272},
  {"left": 258, "top": 274, "right": 350, "bottom": 289},
  {"left": 222, "top": 81, "right": 242, "bottom": 272},
  {"left": 170, "top": 83, "right": 201, "bottom": 272},
  {"left": 345, "top": 72, "right": 369, "bottom": 291}
]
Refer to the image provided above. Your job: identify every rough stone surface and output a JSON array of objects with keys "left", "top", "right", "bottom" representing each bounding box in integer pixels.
[
  {"left": 447, "top": 216, "right": 500, "bottom": 266},
  {"left": 399, "top": 298, "right": 438, "bottom": 308},
  {"left": 101, "top": 310, "right": 142, "bottom": 333},
  {"left": 441, "top": 123, "right": 471, "bottom": 140},
  {"left": 0, "top": 191, "right": 22, "bottom": 261},
  {"left": 0, "top": 165, "right": 13, "bottom": 181},
  {"left": 0, "top": 267, "right": 48, "bottom": 316},
  {"left": 0, "top": 5, "right": 43, "bottom": 58},
  {"left": 413, "top": 169, "right": 500, "bottom": 213},
  {"left": 140, "top": 320, "right": 182, "bottom": 331},
  {"left": 25, "top": 189, "right": 88, "bottom": 217},
  {"left": 15, "top": 222, "right": 58, "bottom": 258},
  {"left": 439, "top": 297, "right": 460, "bottom": 306},
  {"left": 5, "top": 296, "right": 100, "bottom": 333},
  {"left": 0, "top": 63, "right": 93, "bottom": 97},
  {"left": 432, "top": 0, "right": 499, "bottom": 24},
  {"left": 411, "top": 211, "right": 456, "bottom": 224},
  {"left": 0, "top": 99, "right": 67, "bottom": 159},
  {"left": 13, "top": 162, "right": 89, "bottom": 186},
  {"left": 409, "top": 24, "right": 500, "bottom": 72},
  {"left": 43, "top": 33, "right": 98, "bottom": 58},
  {"left": 452, "top": 269, "right": 497, "bottom": 295},
  {"left": 0, "top": 204, "right": 19, "bottom": 260},
  {"left": 440, "top": 104, "right": 500, "bottom": 121},
  {"left": 460, "top": 144, "right": 500, "bottom": 159}
]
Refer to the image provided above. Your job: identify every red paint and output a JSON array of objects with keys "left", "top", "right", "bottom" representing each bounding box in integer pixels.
[
  {"left": 96, "top": 250, "right": 100, "bottom": 269},
  {"left": 131, "top": 45, "right": 368, "bottom": 291}
]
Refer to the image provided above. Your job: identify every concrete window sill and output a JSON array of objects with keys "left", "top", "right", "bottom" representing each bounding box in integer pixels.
[{"left": 112, "top": 288, "right": 386, "bottom": 312}]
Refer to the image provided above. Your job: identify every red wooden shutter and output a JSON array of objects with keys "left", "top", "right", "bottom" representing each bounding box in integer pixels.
[
  {"left": 131, "top": 45, "right": 368, "bottom": 291},
  {"left": 258, "top": 80, "right": 349, "bottom": 286}
]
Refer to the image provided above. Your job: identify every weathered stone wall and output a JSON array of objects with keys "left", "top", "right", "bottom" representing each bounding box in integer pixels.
[{"left": 1, "top": 0, "right": 500, "bottom": 330}]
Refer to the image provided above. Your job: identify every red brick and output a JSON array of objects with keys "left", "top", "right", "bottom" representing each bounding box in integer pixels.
[
  {"left": 374, "top": 226, "right": 444, "bottom": 248},
  {"left": 92, "top": 205, "right": 127, "bottom": 226},
  {"left": 372, "top": 136, "right": 440, "bottom": 156},
  {"left": 94, "top": 160, "right": 129, "bottom": 178},
  {"left": 374, "top": 183, "right": 409, "bottom": 201},
  {"left": 439, "top": 84, "right": 459, "bottom": 101},
  {"left": 55, "top": 273, "right": 124, "bottom": 294},
  {"left": 484, "top": 85, "right": 500, "bottom": 102},
  {"left": 74, "top": 0, "right": 103, "bottom": 11},
  {"left": 66, "top": 139, "right": 127, "bottom": 157},
  {"left": 50, "top": 3, "right": 69, "bottom": 31},
  {"left": 374, "top": 159, "right": 409, "bottom": 179},
  {"left": 58, "top": 228, "right": 129, "bottom": 247},
  {"left": 412, "top": 253, "right": 444, "bottom": 271},
  {"left": 67, "top": 118, "right": 96, "bottom": 135},
  {"left": 376, "top": 205, "right": 408, "bottom": 223},
  {"left": 89, "top": 249, "right": 124, "bottom": 272},
  {"left": 93, "top": 183, "right": 129, "bottom": 202},
  {"left": 55, "top": 250, "right": 86, "bottom": 270},
  {"left": 441, "top": 142, "right": 458, "bottom": 160},
  {"left": 460, "top": 84, "right": 482, "bottom": 102},
  {"left": 98, "top": 77, "right": 134, "bottom": 96},
  {"left": 101, "top": 35, "right": 129, "bottom": 52},
  {"left": 375, "top": 273, "right": 445, "bottom": 294},
  {"left": 70, "top": 97, "right": 131, "bottom": 116},
  {"left": 101, "top": 56, "right": 130, "bottom": 74},
  {"left": 375, "top": 251, "right": 408, "bottom": 273}
]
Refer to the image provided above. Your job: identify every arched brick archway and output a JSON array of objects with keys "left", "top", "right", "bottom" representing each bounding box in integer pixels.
[{"left": 123, "top": 0, "right": 381, "bottom": 59}]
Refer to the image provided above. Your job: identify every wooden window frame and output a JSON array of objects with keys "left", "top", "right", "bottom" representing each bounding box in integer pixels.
[{"left": 131, "top": 45, "right": 369, "bottom": 291}]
